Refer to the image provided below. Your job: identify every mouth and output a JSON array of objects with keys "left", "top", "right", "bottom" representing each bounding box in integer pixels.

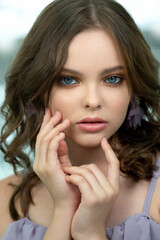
[{"left": 77, "top": 117, "right": 108, "bottom": 132}]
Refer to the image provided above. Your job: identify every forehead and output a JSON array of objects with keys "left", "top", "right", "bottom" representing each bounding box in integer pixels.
[{"left": 64, "top": 29, "right": 123, "bottom": 71}]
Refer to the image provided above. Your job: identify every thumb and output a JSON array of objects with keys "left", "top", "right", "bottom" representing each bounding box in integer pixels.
[{"left": 58, "top": 140, "right": 72, "bottom": 168}]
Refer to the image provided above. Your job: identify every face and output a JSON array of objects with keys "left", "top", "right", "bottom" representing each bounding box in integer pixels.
[{"left": 48, "top": 29, "right": 131, "bottom": 147}]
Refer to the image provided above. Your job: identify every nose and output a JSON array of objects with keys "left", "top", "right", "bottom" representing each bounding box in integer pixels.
[{"left": 83, "top": 84, "right": 102, "bottom": 110}]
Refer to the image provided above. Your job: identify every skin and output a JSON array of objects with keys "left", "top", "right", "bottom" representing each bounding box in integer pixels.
[
  {"left": 33, "top": 29, "right": 131, "bottom": 240},
  {"left": 48, "top": 29, "right": 131, "bottom": 148},
  {"left": 1, "top": 29, "right": 160, "bottom": 240}
]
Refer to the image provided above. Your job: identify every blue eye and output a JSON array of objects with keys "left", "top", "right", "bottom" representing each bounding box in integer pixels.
[
  {"left": 59, "top": 76, "right": 78, "bottom": 85},
  {"left": 105, "top": 76, "right": 123, "bottom": 84}
]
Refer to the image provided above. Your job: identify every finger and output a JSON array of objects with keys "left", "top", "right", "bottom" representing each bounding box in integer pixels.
[
  {"left": 46, "top": 119, "right": 70, "bottom": 139},
  {"left": 40, "top": 108, "right": 52, "bottom": 131},
  {"left": 39, "top": 119, "right": 70, "bottom": 148},
  {"left": 79, "top": 164, "right": 112, "bottom": 193},
  {"left": 40, "top": 108, "right": 51, "bottom": 130},
  {"left": 64, "top": 166, "right": 106, "bottom": 195},
  {"left": 35, "top": 118, "right": 70, "bottom": 171},
  {"left": 101, "top": 138, "right": 120, "bottom": 191},
  {"left": 36, "top": 118, "right": 70, "bottom": 152},
  {"left": 39, "top": 128, "right": 66, "bottom": 166},
  {"left": 58, "top": 140, "right": 72, "bottom": 168},
  {"left": 34, "top": 132, "right": 65, "bottom": 173},
  {"left": 66, "top": 174, "right": 94, "bottom": 201},
  {"left": 47, "top": 132, "right": 65, "bottom": 165},
  {"left": 40, "top": 110, "right": 62, "bottom": 133}
]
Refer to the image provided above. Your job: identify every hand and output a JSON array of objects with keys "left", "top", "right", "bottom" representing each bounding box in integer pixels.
[
  {"left": 64, "top": 138, "right": 120, "bottom": 240},
  {"left": 33, "top": 109, "right": 80, "bottom": 211}
]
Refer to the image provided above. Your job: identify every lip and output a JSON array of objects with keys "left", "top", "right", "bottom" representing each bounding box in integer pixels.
[{"left": 77, "top": 117, "right": 108, "bottom": 132}]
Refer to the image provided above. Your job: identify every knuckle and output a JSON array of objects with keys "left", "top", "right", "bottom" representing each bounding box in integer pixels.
[
  {"left": 48, "top": 139, "right": 58, "bottom": 150},
  {"left": 54, "top": 123, "right": 63, "bottom": 133},
  {"left": 107, "top": 188, "right": 117, "bottom": 200},
  {"left": 88, "top": 196, "right": 104, "bottom": 207},
  {"left": 89, "top": 163, "right": 97, "bottom": 170},
  {"left": 87, "top": 196, "right": 97, "bottom": 207},
  {"left": 56, "top": 123, "right": 62, "bottom": 130},
  {"left": 42, "top": 136, "right": 50, "bottom": 144},
  {"left": 81, "top": 168, "right": 90, "bottom": 175},
  {"left": 86, "top": 194, "right": 107, "bottom": 207},
  {"left": 99, "top": 192, "right": 107, "bottom": 203},
  {"left": 77, "top": 176, "right": 86, "bottom": 185}
]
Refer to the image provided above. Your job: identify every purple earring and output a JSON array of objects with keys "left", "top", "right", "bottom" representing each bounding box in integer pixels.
[
  {"left": 26, "top": 101, "right": 37, "bottom": 118},
  {"left": 126, "top": 95, "right": 144, "bottom": 130}
]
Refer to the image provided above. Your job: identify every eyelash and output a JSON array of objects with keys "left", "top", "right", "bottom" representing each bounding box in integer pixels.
[
  {"left": 59, "top": 76, "right": 79, "bottom": 85},
  {"left": 58, "top": 75, "right": 123, "bottom": 86},
  {"left": 104, "top": 75, "right": 123, "bottom": 84}
]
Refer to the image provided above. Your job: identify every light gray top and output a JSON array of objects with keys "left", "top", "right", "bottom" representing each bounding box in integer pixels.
[{"left": 2, "top": 157, "right": 160, "bottom": 240}]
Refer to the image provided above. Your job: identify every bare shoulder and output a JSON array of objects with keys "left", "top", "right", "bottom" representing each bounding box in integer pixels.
[{"left": 0, "top": 174, "right": 22, "bottom": 237}]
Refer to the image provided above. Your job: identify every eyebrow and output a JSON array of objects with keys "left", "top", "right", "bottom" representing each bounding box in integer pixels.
[
  {"left": 62, "top": 66, "right": 124, "bottom": 76},
  {"left": 100, "top": 66, "right": 124, "bottom": 75}
]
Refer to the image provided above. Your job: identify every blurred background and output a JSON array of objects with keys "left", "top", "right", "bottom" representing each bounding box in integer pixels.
[{"left": 0, "top": 0, "right": 160, "bottom": 179}]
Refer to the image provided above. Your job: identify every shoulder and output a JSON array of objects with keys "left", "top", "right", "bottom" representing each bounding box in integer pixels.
[{"left": 0, "top": 174, "right": 22, "bottom": 237}]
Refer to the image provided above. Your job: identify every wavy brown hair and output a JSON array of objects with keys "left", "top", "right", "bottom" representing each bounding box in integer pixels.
[{"left": 1, "top": 0, "right": 160, "bottom": 220}]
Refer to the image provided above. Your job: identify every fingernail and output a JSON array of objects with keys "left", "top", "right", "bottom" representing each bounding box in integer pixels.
[
  {"left": 45, "top": 108, "right": 48, "bottom": 115},
  {"left": 102, "top": 137, "right": 107, "bottom": 143},
  {"left": 62, "top": 119, "right": 69, "bottom": 125},
  {"left": 54, "top": 110, "right": 59, "bottom": 116},
  {"left": 59, "top": 132, "right": 65, "bottom": 137},
  {"left": 65, "top": 175, "right": 70, "bottom": 181},
  {"left": 64, "top": 166, "right": 70, "bottom": 170}
]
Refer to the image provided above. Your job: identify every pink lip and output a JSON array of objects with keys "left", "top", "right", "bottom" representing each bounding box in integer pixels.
[{"left": 77, "top": 117, "right": 108, "bottom": 132}]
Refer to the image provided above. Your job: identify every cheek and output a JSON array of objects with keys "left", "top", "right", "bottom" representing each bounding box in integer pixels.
[
  {"left": 108, "top": 88, "right": 131, "bottom": 117},
  {"left": 48, "top": 91, "right": 76, "bottom": 118}
]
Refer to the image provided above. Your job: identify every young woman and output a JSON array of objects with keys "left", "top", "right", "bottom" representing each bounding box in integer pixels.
[{"left": 0, "top": 0, "right": 160, "bottom": 239}]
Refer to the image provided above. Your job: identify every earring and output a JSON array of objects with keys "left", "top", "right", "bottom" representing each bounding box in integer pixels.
[
  {"left": 126, "top": 95, "right": 144, "bottom": 130},
  {"left": 26, "top": 101, "right": 37, "bottom": 118}
]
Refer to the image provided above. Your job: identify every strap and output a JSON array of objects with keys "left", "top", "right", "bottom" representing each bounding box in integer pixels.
[
  {"left": 143, "top": 155, "right": 160, "bottom": 214},
  {"left": 153, "top": 155, "right": 160, "bottom": 178}
]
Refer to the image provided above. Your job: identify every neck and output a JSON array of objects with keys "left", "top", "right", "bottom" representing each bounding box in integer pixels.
[{"left": 66, "top": 138, "right": 108, "bottom": 174}]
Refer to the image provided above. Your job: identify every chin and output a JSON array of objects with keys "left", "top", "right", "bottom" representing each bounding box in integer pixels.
[
  {"left": 67, "top": 133, "right": 106, "bottom": 148},
  {"left": 80, "top": 141, "right": 101, "bottom": 148}
]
